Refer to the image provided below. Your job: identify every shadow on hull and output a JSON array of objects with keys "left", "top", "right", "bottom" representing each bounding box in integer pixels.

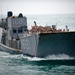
[{"left": 37, "top": 32, "right": 75, "bottom": 57}]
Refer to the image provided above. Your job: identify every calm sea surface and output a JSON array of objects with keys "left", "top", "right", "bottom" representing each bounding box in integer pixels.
[
  {"left": 0, "top": 14, "right": 75, "bottom": 75},
  {"left": 26, "top": 14, "right": 75, "bottom": 31}
]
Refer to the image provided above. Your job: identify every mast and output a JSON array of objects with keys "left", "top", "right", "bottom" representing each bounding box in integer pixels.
[{"left": 0, "top": 7, "right": 2, "bottom": 19}]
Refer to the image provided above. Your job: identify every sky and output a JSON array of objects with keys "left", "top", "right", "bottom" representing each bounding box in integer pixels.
[{"left": 0, "top": 0, "right": 75, "bottom": 15}]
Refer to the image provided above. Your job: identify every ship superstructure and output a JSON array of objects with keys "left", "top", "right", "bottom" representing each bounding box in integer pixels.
[
  {"left": 5, "top": 12, "right": 28, "bottom": 49},
  {"left": 0, "top": 11, "right": 75, "bottom": 57}
]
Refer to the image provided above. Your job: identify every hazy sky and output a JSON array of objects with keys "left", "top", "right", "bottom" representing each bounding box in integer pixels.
[{"left": 0, "top": 0, "right": 75, "bottom": 15}]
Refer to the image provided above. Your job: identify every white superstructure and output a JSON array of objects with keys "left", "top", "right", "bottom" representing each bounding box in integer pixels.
[
  {"left": 7, "top": 16, "right": 27, "bottom": 39},
  {"left": 6, "top": 13, "right": 28, "bottom": 48},
  {"left": 0, "top": 28, "right": 3, "bottom": 43}
]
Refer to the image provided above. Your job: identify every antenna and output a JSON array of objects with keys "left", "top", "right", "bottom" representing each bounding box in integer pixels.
[
  {"left": 6, "top": 6, "right": 8, "bottom": 17},
  {"left": 0, "top": 7, "right": 2, "bottom": 20},
  {"left": 56, "top": 23, "right": 57, "bottom": 29},
  {"left": 7, "top": 6, "right": 8, "bottom": 13}
]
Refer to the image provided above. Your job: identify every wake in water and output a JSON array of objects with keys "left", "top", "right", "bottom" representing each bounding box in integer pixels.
[
  {"left": 0, "top": 51, "right": 75, "bottom": 75},
  {"left": 26, "top": 54, "right": 75, "bottom": 61},
  {"left": 0, "top": 51, "right": 74, "bottom": 61}
]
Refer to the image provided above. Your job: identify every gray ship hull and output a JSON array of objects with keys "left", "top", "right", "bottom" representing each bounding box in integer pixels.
[
  {"left": 36, "top": 32, "right": 75, "bottom": 57},
  {"left": 1, "top": 30, "right": 75, "bottom": 58},
  {"left": 0, "top": 43, "right": 22, "bottom": 54},
  {"left": 20, "top": 32, "right": 75, "bottom": 57}
]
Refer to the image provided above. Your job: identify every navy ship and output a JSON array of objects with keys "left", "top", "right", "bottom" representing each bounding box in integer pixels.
[{"left": 0, "top": 11, "right": 75, "bottom": 57}]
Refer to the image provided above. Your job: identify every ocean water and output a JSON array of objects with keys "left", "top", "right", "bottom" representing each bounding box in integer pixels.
[
  {"left": 0, "top": 51, "right": 75, "bottom": 75},
  {"left": 0, "top": 14, "right": 75, "bottom": 75},
  {"left": 0, "top": 14, "right": 75, "bottom": 31},
  {"left": 26, "top": 14, "right": 75, "bottom": 31}
]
